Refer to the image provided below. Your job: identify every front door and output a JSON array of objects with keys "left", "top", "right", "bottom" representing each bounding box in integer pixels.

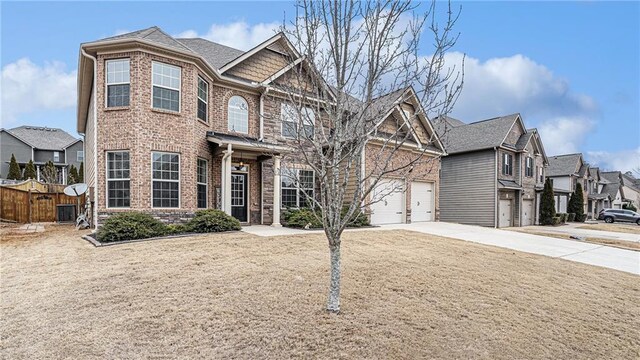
[{"left": 231, "top": 173, "right": 248, "bottom": 222}]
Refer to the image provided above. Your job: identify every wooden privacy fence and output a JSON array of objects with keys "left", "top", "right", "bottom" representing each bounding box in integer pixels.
[{"left": 0, "top": 182, "right": 85, "bottom": 223}]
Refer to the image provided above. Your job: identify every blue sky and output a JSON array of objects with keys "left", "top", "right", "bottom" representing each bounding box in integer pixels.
[{"left": 1, "top": 1, "right": 639, "bottom": 171}]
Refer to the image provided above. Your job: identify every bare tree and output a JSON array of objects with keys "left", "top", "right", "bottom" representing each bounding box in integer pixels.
[{"left": 269, "top": 0, "right": 462, "bottom": 312}]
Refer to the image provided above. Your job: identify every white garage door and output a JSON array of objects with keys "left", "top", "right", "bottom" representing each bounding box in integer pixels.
[
  {"left": 411, "top": 181, "right": 434, "bottom": 222},
  {"left": 370, "top": 179, "right": 404, "bottom": 225},
  {"left": 522, "top": 199, "right": 534, "bottom": 226},
  {"left": 499, "top": 199, "right": 512, "bottom": 228}
]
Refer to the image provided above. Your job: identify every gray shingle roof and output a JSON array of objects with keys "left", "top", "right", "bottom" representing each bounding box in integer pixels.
[
  {"left": 434, "top": 114, "right": 520, "bottom": 154},
  {"left": 515, "top": 130, "right": 534, "bottom": 150},
  {"left": 601, "top": 183, "right": 620, "bottom": 199},
  {"left": 5, "top": 126, "right": 80, "bottom": 151},
  {"left": 86, "top": 27, "right": 247, "bottom": 71},
  {"left": 547, "top": 153, "right": 582, "bottom": 177},
  {"left": 621, "top": 173, "right": 640, "bottom": 191},
  {"left": 600, "top": 171, "right": 621, "bottom": 183},
  {"left": 176, "top": 38, "right": 244, "bottom": 69}
]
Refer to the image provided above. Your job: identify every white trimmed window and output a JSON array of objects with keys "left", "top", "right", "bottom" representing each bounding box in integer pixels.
[
  {"left": 106, "top": 151, "right": 130, "bottom": 208},
  {"left": 106, "top": 59, "right": 130, "bottom": 107},
  {"left": 152, "top": 62, "right": 181, "bottom": 112},
  {"left": 197, "top": 158, "right": 208, "bottom": 208},
  {"left": 502, "top": 153, "right": 513, "bottom": 176},
  {"left": 152, "top": 152, "right": 180, "bottom": 208},
  {"left": 228, "top": 96, "right": 248, "bottom": 133},
  {"left": 525, "top": 157, "right": 533, "bottom": 177},
  {"left": 538, "top": 166, "right": 544, "bottom": 183},
  {"left": 77, "top": 151, "right": 84, "bottom": 162},
  {"left": 53, "top": 151, "right": 60, "bottom": 162},
  {"left": 281, "top": 103, "right": 315, "bottom": 138},
  {"left": 281, "top": 168, "right": 315, "bottom": 208},
  {"left": 197, "top": 76, "right": 208, "bottom": 122}
]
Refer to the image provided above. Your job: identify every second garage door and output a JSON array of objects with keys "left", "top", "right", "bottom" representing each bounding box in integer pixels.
[
  {"left": 370, "top": 179, "right": 404, "bottom": 225},
  {"left": 411, "top": 181, "right": 434, "bottom": 222},
  {"left": 522, "top": 199, "right": 534, "bottom": 226}
]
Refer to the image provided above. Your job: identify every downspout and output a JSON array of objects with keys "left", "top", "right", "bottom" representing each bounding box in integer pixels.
[
  {"left": 259, "top": 87, "right": 270, "bottom": 142},
  {"left": 81, "top": 48, "right": 99, "bottom": 230},
  {"left": 494, "top": 147, "right": 498, "bottom": 228}
]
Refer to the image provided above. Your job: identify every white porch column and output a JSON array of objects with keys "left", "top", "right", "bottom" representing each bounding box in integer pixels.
[
  {"left": 36, "top": 165, "right": 41, "bottom": 181},
  {"left": 62, "top": 167, "right": 67, "bottom": 185},
  {"left": 272, "top": 156, "right": 282, "bottom": 227},
  {"left": 221, "top": 144, "right": 233, "bottom": 215}
]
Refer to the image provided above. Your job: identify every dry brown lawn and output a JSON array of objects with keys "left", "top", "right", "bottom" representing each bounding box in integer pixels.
[
  {"left": 509, "top": 228, "right": 640, "bottom": 251},
  {"left": 1, "top": 225, "right": 639, "bottom": 359},
  {"left": 579, "top": 223, "right": 640, "bottom": 235}
]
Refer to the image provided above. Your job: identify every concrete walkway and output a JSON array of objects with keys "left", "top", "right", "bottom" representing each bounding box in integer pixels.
[
  {"left": 522, "top": 223, "right": 640, "bottom": 243},
  {"left": 242, "top": 222, "right": 639, "bottom": 275},
  {"left": 16, "top": 223, "right": 45, "bottom": 233}
]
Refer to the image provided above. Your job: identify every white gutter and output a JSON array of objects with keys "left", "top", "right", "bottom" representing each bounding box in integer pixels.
[
  {"left": 81, "top": 48, "right": 98, "bottom": 230},
  {"left": 259, "top": 87, "right": 270, "bottom": 142}
]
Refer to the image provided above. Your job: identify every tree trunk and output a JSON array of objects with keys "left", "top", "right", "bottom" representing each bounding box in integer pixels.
[{"left": 327, "top": 243, "right": 341, "bottom": 313}]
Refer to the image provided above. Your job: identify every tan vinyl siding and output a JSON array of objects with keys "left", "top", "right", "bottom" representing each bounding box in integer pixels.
[{"left": 440, "top": 150, "right": 496, "bottom": 227}]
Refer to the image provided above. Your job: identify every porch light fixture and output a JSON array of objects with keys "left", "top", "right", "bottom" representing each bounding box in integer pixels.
[{"left": 238, "top": 152, "right": 244, "bottom": 168}]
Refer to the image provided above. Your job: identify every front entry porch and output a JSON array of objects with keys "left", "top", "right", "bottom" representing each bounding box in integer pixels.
[{"left": 207, "top": 131, "right": 291, "bottom": 226}]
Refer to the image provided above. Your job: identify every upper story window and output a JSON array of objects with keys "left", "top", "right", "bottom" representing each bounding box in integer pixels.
[
  {"left": 502, "top": 153, "right": 513, "bottom": 176},
  {"left": 77, "top": 151, "right": 84, "bottom": 162},
  {"left": 538, "top": 166, "right": 544, "bottom": 183},
  {"left": 106, "top": 59, "right": 130, "bottom": 107},
  {"left": 525, "top": 157, "right": 533, "bottom": 177},
  {"left": 228, "top": 96, "right": 248, "bottom": 133},
  {"left": 106, "top": 151, "right": 130, "bottom": 208},
  {"left": 152, "top": 152, "right": 180, "bottom": 208},
  {"left": 197, "top": 76, "right": 208, "bottom": 122},
  {"left": 281, "top": 103, "right": 315, "bottom": 138},
  {"left": 152, "top": 62, "right": 181, "bottom": 112},
  {"left": 53, "top": 151, "right": 60, "bottom": 163}
]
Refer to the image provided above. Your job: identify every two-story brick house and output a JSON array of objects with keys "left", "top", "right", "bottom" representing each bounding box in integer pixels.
[
  {"left": 546, "top": 153, "right": 591, "bottom": 214},
  {"left": 434, "top": 114, "right": 548, "bottom": 227},
  {"left": 76, "top": 27, "right": 445, "bottom": 227}
]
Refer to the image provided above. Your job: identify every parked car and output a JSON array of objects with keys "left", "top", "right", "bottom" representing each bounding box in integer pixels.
[{"left": 597, "top": 209, "right": 640, "bottom": 224}]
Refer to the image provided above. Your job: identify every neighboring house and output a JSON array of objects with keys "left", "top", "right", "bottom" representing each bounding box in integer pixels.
[
  {"left": 76, "top": 26, "right": 445, "bottom": 227},
  {"left": 600, "top": 172, "right": 625, "bottom": 209},
  {"left": 0, "top": 126, "right": 83, "bottom": 184},
  {"left": 586, "top": 167, "right": 611, "bottom": 218},
  {"left": 546, "top": 153, "right": 590, "bottom": 214},
  {"left": 434, "top": 113, "right": 548, "bottom": 228},
  {"left": 601, "top": 171, "right": 639, "bottom": 209}
]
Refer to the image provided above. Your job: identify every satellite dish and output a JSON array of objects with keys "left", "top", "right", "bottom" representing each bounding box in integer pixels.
[{"left": 64, "top": 183, "right": 88, "bottom": 197}]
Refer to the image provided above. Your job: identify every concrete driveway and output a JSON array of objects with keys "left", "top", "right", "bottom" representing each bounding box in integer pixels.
[
  {"left": 379, "top": 222, "right": 639, "bottom": 275},
  {"left": 242, "top": 222, "right": 639, "bottom": 275},
  {"left": 524, "top": 223, "right": 640, "bottom": 243}
]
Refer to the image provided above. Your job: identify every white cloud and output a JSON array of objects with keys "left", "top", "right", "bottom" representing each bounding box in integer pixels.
[
  {"left": 538, "top": 116, "right": 595, "bottom": 155},
  {"left": 175, "top": 21, "right": 282, "bottom": 51},
  {"left": 586, "top": 148, "right": 640, "bottom": 173},
  {"left": 1, "top": 58, "right": 77, "bottom": 125},
  {"left": 444, "top": 52, "right": 599, "bottom": 155}
]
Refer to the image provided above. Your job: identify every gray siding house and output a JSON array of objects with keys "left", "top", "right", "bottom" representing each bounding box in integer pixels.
[
  {"left": 0, "top": 126, "right": 83, "bottom": 184},
  {"left": 435, "top": 114, "right": 549, "bottom": 228}
]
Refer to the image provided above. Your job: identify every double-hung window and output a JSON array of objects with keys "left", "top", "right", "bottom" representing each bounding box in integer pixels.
[
  {"left": 152, "top": 152, "right": 180, "bottom": 208},
  {"left": 228, "top": 96, "right": 248, "bottom": 133},
  {"left": 281, "top": 103, "right": 315, "bottom": 138},
  {"left": 77, "top": 151, "right": 84, "bottom": 162},
  {"left": 106, "top": 59, "right": 130, "bottom": 107},
  {"left": 525, "top": 157, "right": 533, "bottom": 177},
  {"left": 502, "top": 153, "right": 513, "bottom": 176},
  {"left": 197, "top": 158, "right": 208, "bottom": 208},
  {"left": 152, "top": 62, "right": 181, "bottom": 112},
  {"left": 106, "top": 151, "right": 130, "bottom": 208},
  {"left": 197, "top": 76, "right": 208, "bottom": 122},
  {"left": 281, "top": 168, "right": 315, "bottom": 208},
  {"left": 53, "top": 151, "right": 60, "bottom": 163},
  {"left": 538, "top": 167, "right": 544, "bottom": 183}
]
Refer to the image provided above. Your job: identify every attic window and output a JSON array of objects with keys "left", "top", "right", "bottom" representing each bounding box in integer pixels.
[{"left": 106, "top": 59, "right": 130, "bottom": 107}]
